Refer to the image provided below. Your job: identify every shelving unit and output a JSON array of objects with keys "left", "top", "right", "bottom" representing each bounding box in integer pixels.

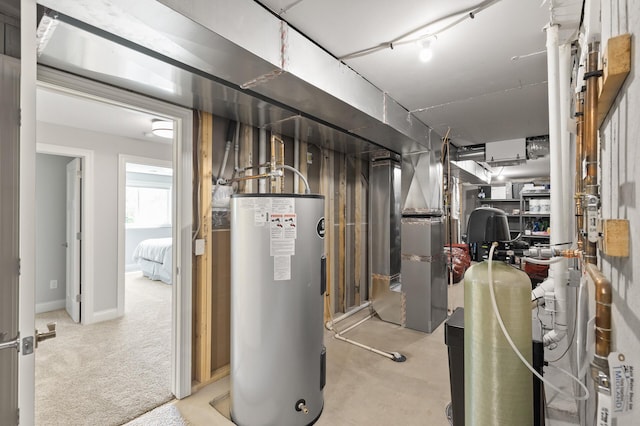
[
  {"left": 519, "top": 191, "right": 551, "bottom": 241},
  {"left": 475, "top": 190, "right": 552, "bottom": 242}
]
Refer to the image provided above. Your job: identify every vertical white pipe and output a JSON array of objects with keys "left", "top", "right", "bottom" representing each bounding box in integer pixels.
[
  {"left": 259, "top": 128, "right": 267, "bottom": 193},
  {"left": 546, "top": 24, "right": 567, "bottom": 343},
  {"left": 293, "top": 118, "right": 300, "bottom": 193}
]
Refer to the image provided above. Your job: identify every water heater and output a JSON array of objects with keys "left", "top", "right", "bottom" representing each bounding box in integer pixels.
[{"left": 230, "top": 194, "right": 325, "bottom": 426}]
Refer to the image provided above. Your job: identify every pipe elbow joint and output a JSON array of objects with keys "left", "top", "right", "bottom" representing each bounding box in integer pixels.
[{"left": 543, "top": 329, "right": 566, "bottom": 347}]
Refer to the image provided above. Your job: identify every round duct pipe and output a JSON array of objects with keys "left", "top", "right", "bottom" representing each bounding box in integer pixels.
[
  {"left": 454, "top": 145, "right": 485, "bottom": 162},
  {"left": 526, "top": 136, "right": 550, "bottom": 160}
]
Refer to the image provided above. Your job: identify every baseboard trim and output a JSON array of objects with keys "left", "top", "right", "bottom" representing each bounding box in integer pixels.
[
  {"left": 91, "top": 308, "right": 120, "bottom": 324},
  {"left": 36, "top": 299, "right": 65, "bottom": 314}
]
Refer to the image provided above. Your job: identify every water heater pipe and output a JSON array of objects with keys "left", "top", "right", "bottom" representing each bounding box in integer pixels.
[
  {"left": 583, "top": 42, "right": 600, "bottom": 265},
  {"left": 325, "top": 301, "right": 372, "bottom": 330},
  {"left": 276, "top": 165, "right": 310, "bottom": 194},
  {"left": 575, "top": 90, "right": 585, "bottom": 251},
  {"left": 586, "top": 263, "right": 612, "bottom": 371},
  {"left": 259, "top": 128, "right": 267, "bottom": 193},
  {"left": 546, "top": 24, "right": 568, "bottom": 345},
  {"left": 294, "top": 121, "right": 300, "bottom": 194}
]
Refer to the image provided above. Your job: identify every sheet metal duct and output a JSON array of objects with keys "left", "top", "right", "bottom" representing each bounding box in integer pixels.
[
  {"left": 401, "top": 149, "right": 443, "bottom": 215},
  {"left": 369, "top": 155, "right": 402, "bottom": 325},
  {"left": 37, "top": 0, "right": 434, "bottom": 155}
]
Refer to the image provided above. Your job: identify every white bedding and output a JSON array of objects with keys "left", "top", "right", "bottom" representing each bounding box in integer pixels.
[{"left": 132, "top": 238, "right": 172, "bottom": 284}]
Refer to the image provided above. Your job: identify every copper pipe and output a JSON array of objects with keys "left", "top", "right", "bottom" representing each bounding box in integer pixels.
[
  {"left": 575, "top": 90, "right": 585, "bottom": 251},
  {"left": 584, "top": 42, "right": 600, "bottom": 264},
  {"left": 586, "top": 263, "right": 612, "bottom": 369},
  {"left": 226, "top": 171, "right": 281, "bottom": 183}
]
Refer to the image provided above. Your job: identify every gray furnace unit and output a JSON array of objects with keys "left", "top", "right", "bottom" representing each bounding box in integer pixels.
[{"left": 230, "top": 194, "right": 326, "bottom": 426}]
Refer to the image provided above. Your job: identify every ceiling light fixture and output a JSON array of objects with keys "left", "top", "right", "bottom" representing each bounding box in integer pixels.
[
  {"left": 151, "top": 119, "right": 174, "bottom": 139},
  {"left": 338, "top": 0, "right": 503, "bottom": 61},
  {"left": 418, "top": 38, "right": 435, "bottom": 62}
]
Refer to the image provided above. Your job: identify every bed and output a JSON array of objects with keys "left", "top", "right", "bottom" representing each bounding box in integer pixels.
[{"left": 132, "top": 237, "right": 173, "bottom": 284}]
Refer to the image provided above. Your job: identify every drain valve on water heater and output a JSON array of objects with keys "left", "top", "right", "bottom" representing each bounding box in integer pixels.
[{"left": 295, "top": 399, "right": 309, "bottom": 415}]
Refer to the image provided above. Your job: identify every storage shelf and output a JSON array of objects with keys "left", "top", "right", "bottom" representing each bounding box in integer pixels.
[
  {"left": 521, "top": 191, "right": 551, "bottom": 197},
  {"left": 479, "top": 198, "right": 520, "bottom": 202},
  {"left": 521, "top": 213, "right": 550, "bottom": 217},
  {"left": 522, "top": 234, "right": 550, "bottom": 239}
]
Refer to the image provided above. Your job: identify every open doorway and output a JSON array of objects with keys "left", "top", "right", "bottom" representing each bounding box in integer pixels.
[{"left": 33, "top": 82, "right": 191, "bottom": 424}]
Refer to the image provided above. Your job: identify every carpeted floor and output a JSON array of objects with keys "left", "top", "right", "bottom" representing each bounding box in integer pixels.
[{"left": 35, "top": 272, "right": 173, "bottom": 426}]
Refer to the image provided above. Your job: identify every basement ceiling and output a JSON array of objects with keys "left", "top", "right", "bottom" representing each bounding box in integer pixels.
[
  {"left": 256, "top": 0, "right": 582, "bottom": 146},
  {"left": 35, "top": 0, "right": 584, "bottom": 180}
]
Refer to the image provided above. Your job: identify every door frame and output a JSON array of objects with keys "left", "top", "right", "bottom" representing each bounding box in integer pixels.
[
  {"left": 36, "top": 145, "right": 95, "bottom": 324},
  {"left": 117, "top": 154, "right": 173, "bottom": 318},
  {"left": 65, "top": 157, "right": 82, "bottom": 323},
  {"left": 34, "top": 70, "right": 193, "bottom": 400}
]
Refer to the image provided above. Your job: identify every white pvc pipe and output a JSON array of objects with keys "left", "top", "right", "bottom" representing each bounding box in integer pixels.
[
  {"left": 294, "top": 122, "right": 300, "bottom": 194},
  {"left": 531, "top": 276, "right": 555, "bottom": 302},
  {"left": 337, "top": 313, "right": 375, "bottom": 335},
  {"left": 559, "top": 43, "right": 573, "bottom": 239},
  {"left": 325, "top": 301, "right": 372, "bottom": 329},
  {"left": 546, "top": 24, "right": 568, "bottom": 344},
  {"left": 258, "top": 128, "right": 267, "bottom": 193}
]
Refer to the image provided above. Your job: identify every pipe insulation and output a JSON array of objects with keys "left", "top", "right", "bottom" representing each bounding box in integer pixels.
[
  {"left": 294, "top": 120, "right": 300, "bottom": 194},
  {"left": 546, "top": 24, "right": 568, "bottom": 344}
]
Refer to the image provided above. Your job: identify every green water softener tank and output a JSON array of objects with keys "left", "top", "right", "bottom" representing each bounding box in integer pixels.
[{"left": 464, "top": 208, "right": 533, "bottom": 426}]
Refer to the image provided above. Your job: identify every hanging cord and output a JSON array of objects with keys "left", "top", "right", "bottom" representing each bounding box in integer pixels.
[
  {"left": 325, "top": 292, "right": 406, "bottom": 362},
  {"left": 487, "top": 242, "right": 589, "bottom": 401}
]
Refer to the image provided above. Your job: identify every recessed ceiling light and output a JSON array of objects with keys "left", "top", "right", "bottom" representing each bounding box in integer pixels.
[{"left": 151, "top": 119, "right": 174, "bottom": 139}]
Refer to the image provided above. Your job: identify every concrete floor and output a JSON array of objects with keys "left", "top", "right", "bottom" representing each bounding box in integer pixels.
[{"left": 127, "top": 280, "right": 580, "bottom": 426}]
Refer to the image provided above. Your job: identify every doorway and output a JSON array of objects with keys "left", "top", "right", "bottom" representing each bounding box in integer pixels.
[
  {"left": 34, "top": 153, "right": 82, "bottom": 323},
  {"left": 33, "top": 80, "right": 192, "bottom": 423}
]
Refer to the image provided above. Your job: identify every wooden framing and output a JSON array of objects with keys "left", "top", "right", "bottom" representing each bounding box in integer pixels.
[
  {"left": 354, "top": 158, "right": 362, "bottom": 306},
  {"left": 598, "top": 33, "right": 631, "bottom": 128},
  {"left": 194, "top": 112, "right": 213, "bottom": 383}
]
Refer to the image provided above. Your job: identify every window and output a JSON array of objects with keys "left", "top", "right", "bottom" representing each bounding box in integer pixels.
[
  {"left": 125, "top": 186, "right": 172, "bottom": 226},
  {"left": 125, "top": 163, "right": 173, "bottom": 227}
]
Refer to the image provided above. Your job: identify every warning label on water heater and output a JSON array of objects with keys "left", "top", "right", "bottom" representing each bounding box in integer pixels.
[{"left": 269, "top": 198, "right": 296, "bottom": 280}]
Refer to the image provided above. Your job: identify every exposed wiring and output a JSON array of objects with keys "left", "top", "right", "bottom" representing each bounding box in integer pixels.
[
  {"left": 339, "top": 0, "right": 502, "bottom": 60},
  {"left": 488, "top": 242, "right": 589, "bottom": 401}
]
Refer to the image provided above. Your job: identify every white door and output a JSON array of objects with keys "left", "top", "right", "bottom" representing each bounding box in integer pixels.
[
  {"left": 0, "top": 53, "right": 21, "bottom": 426},
  {"left": 66, "top": 158, "right": 82, "bottom": 323}
]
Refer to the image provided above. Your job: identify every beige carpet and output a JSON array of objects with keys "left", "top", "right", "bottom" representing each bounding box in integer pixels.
[{"left": 35, "top": 272, "right": 173, "bottom": 426}]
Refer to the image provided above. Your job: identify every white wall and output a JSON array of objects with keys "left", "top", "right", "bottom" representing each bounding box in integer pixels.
[
  {"left": 35, "top": 153, "right": 72, "bottom": 312},
  {"left": 37, "top": 121, "right": 172, "bottom": 314},
  {"left": 583, "top": 2, "right": 639, "bottom": 425}
]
